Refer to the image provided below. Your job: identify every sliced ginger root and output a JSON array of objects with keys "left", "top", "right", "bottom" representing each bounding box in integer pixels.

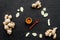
[
  {"left": 32, "top": 0, "right": 42, "bottom": 9},
  {"left": 45, "top": 27, "right": 57, "bottom": 39},
  {"left": 3, "top": 14, "right": 15, "bottom": 35}
]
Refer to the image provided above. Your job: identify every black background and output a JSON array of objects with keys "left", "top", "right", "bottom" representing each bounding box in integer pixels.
[{"left": 0, "top": 0, "right": 60, "bottom": 40}]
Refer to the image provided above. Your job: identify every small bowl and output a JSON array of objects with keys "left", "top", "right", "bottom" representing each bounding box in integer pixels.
[{"left": 25, "top": 17, "right": 32, "bottom": 24}]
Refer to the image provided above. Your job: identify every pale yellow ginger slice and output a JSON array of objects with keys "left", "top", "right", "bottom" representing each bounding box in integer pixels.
[
  {"left": 43, "top": 13, "right": 48, "bottom": 17},
  {"left": 20, "top": 7, "right": 24, "bottom": 12},
  {"left": 32, "top": 33, "right": 37, "bottom": 37},
  {"left": 39, "top": 34, "right": 43, "bottom": 38},
  {"left": 16, "top": 12, "right": 20, "bottom": 18},
  {"left": 48, "top": 19, "right": 50, "bottom": 26},
  {"left": 25, "top": 32, "right": 30, "bottom": 37}
]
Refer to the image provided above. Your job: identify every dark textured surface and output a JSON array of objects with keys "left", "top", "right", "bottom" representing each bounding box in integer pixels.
[{"left": 0, "top": 0, "right": 60, "bottom": 40}]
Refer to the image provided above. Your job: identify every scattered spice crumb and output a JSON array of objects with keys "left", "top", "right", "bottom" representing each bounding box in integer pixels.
[
  {"left": 17, "top": 9, "right": 20, "bottom": 11},
  {"left": 43, "top": 8, "right": 46, "bottom": 11}
]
